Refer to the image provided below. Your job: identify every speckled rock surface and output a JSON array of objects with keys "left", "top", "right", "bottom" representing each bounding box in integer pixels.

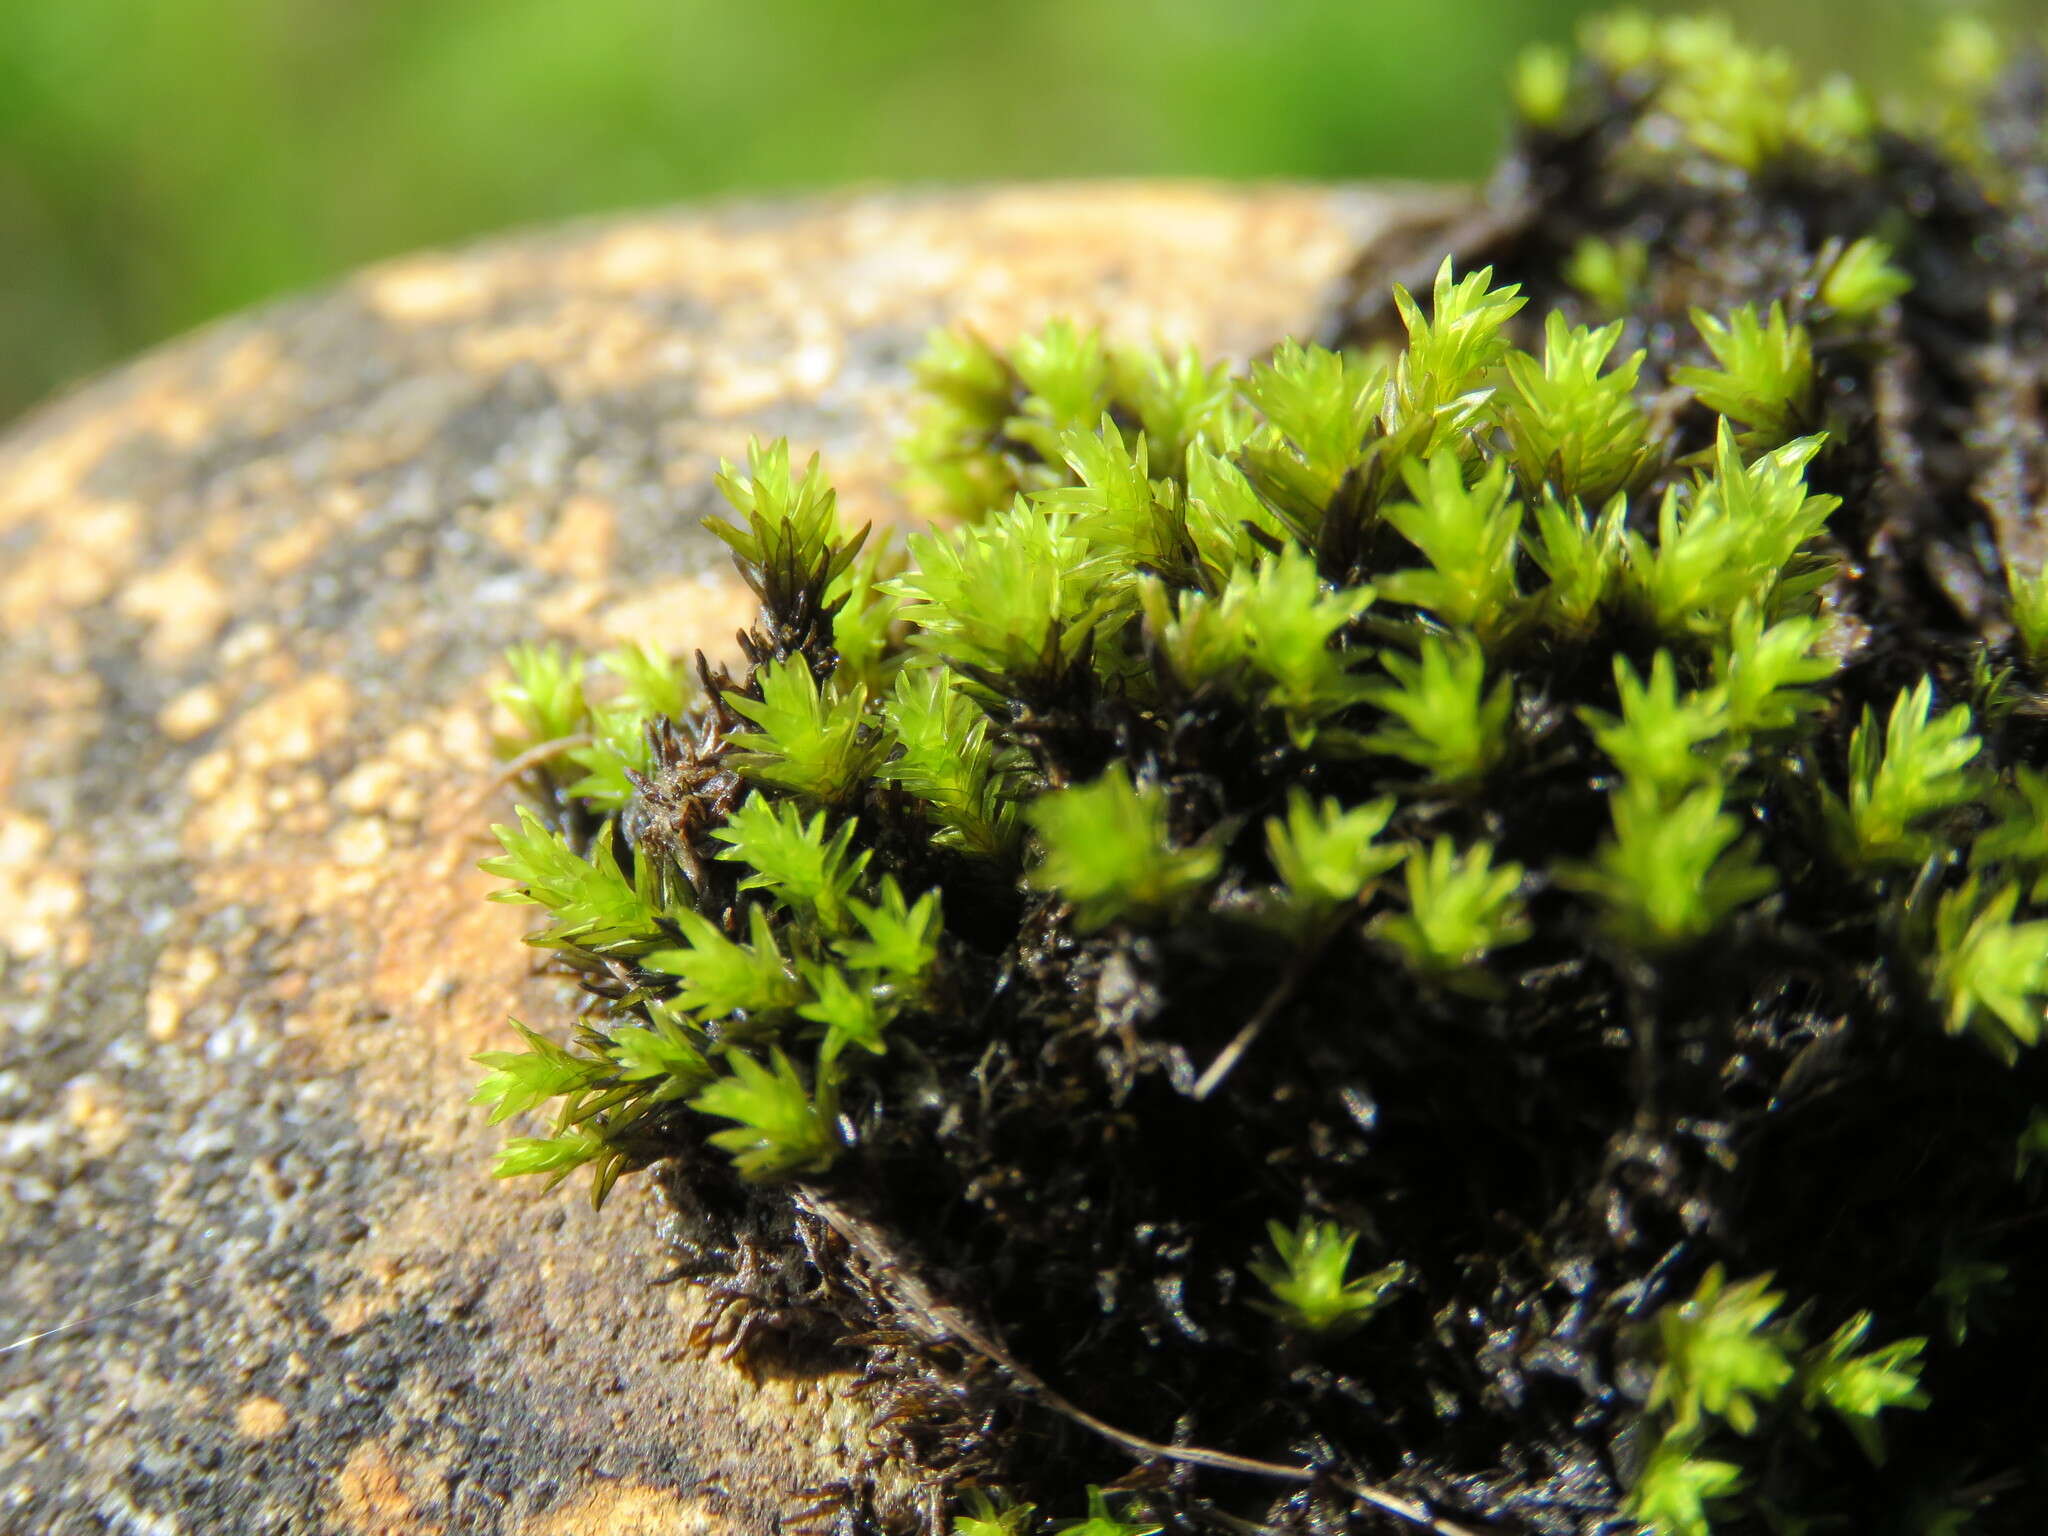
[{"left": 0, "top": 182, "right": 1465, "bottom": 1536}]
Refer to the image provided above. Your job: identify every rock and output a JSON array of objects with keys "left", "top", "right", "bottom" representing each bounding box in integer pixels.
[{"left": 0, "top": 183, "right": 1464, "bottom": 1535}]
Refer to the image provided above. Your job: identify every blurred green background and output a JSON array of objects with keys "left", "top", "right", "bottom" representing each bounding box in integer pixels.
[{"left": 0, "top": 0, "right": 2038, "bottom": 423}]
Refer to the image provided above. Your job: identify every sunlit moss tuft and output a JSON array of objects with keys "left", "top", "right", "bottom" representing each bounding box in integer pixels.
[{"left": 460, "top": 13, "right": 2048, "bottom": 1533}]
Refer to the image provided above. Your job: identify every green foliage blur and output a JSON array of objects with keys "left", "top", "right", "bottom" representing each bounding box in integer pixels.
[{"left": 0, "top": 0, "right": 2036, "bottom": 423}]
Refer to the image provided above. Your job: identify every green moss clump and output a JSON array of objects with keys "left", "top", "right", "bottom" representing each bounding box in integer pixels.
[{"left": 468, "top": 14, "right": 2048, "bottom": 1534}]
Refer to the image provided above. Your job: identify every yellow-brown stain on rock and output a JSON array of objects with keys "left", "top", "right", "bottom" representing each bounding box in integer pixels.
[
  {"left": 0, "top": 809, "right": 87, "bottom": 964},
  {"left": 0, "top": 336, "right": 299, "bottom": 545},
  {"left": 157, "top": 681, "right": 228, "bottom": 742},
  {"left": 453, "top": 308, "right": 671, "bottom": 394},
  {"left": 144, "top": 943, "right": 224, "bottom": 1041},
  {"left": 0, "top": 498, "right": 142, "bottom": 631},
  {"left": 332, "top": 745, "right": 430, "bottom": 824},
  {"left": 332, "top": 1438, "right": 442, "bottom": 1536},
  {"left": 532, "top": 578, "right": 610, "bottom": 632},
  {"left": 485, "top": 493, "right": 618, "bottom": 584},
  {"left": 330, "top": 814, "right": 394, "bottom": 867},
  {"left": 520, "top": 1483, "right": 721, "bottom": 1536},
  {"left": 231, "top": 673, "right": 355, "bottom": 771},
  {"left": 184, "top": 672, "right": 356, "bottom": 857},
  {"left": 61, "top": 1076, "right": 129, "bottom": 1157},
  {"left": 323, "top": 1242, "right": 446, "bottom": 1339},
  {"left": 235, "top": 1395, "right": 291, "bottom": 1441},
  {"left": 591, "top": 574, "right": 758, "bottom": 657},
  {"left": 535, "top": 494, "right": 619, "bottom": 581},
  {"left": 252, "top": 514, "right": 335, "bottom": 579},
  {"left": 362, "top": 253, "right": 505, "bottom": 325},
  {"left": 0, "top": 414, "right": 126, "bottom": 532},
  {"left": 119, "top": 553, "right": 233, "bottom": 665}
]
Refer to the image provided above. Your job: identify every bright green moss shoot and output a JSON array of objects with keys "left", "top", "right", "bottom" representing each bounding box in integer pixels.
[{"left": 487, "top": 246, "right": 1958, "bottom": 1187}]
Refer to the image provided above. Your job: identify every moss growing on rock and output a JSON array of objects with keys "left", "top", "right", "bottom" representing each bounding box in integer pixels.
[{"left": 471, "top": 15, "right": 2048, "bottom": 1534}]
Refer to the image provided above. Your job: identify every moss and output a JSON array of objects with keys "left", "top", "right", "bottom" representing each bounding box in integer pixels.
[{"left": 468, "top": 14, "right": 2048, "bottom": 1535}]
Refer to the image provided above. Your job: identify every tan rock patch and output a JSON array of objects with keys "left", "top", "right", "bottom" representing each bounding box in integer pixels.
[
  {"left": 482, "top": 497, "right": 542, "bottom": 561},
  {"left": 119, "top": 554, "right": 234, "bottom": 666},
  {"left": 62, "top": 1076, "right": 129, "bottom": 1157},
  {"left": 0, "top": 499, "right": 143, "bottom": 628},
  {"left": 0, "top": 810, "right": 87, "bottom": 964},
  {"left": 329, "top": 814, "right": 392, "bottom": 867},
  {"left": 532, "top": 578, "right": 609, "bottom": 632},
  {"left": 252, "top": 515, "right": 332, "bottom": 579},
  {"left": 145, "top": 944, "right": 224, "bottom": 1042},
  {"left": 592, "top": 573, "right": 758, "bottom": 659},
  {"left": 519, "top": 1483, "right": 719, "bottom": 1536},
  {"left": 362, "top": 254, "right": 503, "bottom": 326},
  {"left": 334, "top": 757, "right": 417, "bottom": 819},
  {"left": 235, "top": 1395, "right": 290, "bottom": 1441},
  {"left": 534, "top": 494, "right": 619, "bottom": 582},
  {"left": 331, "top": 1437, "right": 440, "bottom": 1536},
  {"left": 0, "top": 413, "right": 125, "bottom": 531},
  {"left": 157, "top": 682, "right": 227, "bottom": 742},
  {"left": 230, "top": 673, "right": 354, "bottom": 772}
]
